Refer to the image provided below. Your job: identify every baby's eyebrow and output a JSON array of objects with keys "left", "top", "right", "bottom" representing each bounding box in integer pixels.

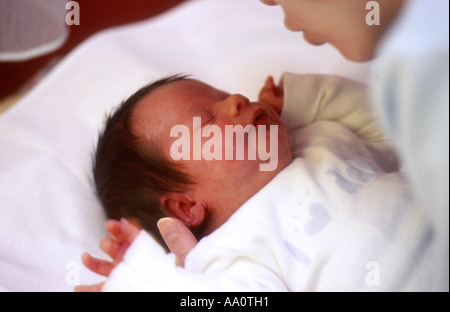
[{"left": 217, "top": 90, "right": 231, "bottom": 101}]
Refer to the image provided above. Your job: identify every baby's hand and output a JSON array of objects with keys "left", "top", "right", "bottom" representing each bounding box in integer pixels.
[
  {"left": 74, "top": 218, "right": 141, "bottom": 292},
  {"left": 259, "top": 76, "right": 284, "bottom": 115}
]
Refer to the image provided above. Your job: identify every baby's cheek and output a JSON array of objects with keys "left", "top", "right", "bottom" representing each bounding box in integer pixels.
[{"left": 181, "top": 159, "right": 204, "bottom": 177}]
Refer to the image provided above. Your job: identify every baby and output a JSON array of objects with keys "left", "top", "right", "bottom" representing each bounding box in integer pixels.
[
  {"left": 81, "top": 73, "right": 430, "bottom": 291},
  {"left": 93, "top": 74, "right": 292, "bottom": 250}
]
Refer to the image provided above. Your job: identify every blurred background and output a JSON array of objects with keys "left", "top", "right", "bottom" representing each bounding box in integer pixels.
[{"left": 0, "top": 0, "right": 186, "bottom": 113}]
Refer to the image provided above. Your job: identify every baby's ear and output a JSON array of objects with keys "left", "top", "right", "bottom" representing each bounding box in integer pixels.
[
  {"left": 189, "top": 201, "right": 207, "bottom": 227},
  {"left": 160, "top": 194, "right": 206, "bottom": 228}
]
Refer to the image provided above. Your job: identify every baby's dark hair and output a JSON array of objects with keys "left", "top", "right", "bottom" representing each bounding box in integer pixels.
[{"left": 93, "top": 74, "right": 194, "bottom": 251}]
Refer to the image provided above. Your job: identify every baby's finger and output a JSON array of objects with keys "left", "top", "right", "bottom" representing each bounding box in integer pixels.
[
  {"left": 81, "top": 252, "right": 115, "bottom": 277},
  {"left": 105, "top": 219, "right": 123, "bottom": 241},
  {"left": 266, "top": 76, "right": 275, "bottom": 88},
  {"left": 260, "top": 76, "right": 274, "bottom": 93},
  {"left": 100, "top": 237, "right": 121, "bottom": 259},
  {"left": 74, "top": 282, "right": 105, "bottom": 292},
  {"left": 105, "top": 218, "right": 140, "bottom": 243},
  {"left": 118, "top": 218, "right": 141, "bottom": 243}
]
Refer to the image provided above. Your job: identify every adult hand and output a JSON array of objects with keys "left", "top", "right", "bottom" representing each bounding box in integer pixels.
[{"left": 157, "top": 217, "right": 198, "bottom": 267}]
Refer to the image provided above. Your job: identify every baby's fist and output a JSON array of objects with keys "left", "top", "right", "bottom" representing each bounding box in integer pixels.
[{"left": 259, "top": 76, "right": 284, "bottom": 115}]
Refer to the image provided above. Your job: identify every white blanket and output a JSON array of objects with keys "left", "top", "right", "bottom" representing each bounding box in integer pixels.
[{"left": 0, "top": 0, "right": 369, "bottom": 292}]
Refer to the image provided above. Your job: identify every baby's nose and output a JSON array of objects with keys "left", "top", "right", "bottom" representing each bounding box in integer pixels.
[{"left": 222, "top": 94, "right": 249, "bottom": 117}]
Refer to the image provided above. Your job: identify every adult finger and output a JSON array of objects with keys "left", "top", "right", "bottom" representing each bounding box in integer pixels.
[{"left": 157, "top": 217, "right": 198, "bottom": 267}]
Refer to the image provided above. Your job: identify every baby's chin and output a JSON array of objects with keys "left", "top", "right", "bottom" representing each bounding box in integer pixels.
[{"left": 276, "top": 147, "right": 293, "bottom": 173}]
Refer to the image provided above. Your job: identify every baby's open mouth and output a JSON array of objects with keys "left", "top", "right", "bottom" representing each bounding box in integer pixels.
[{"left": 252, "top": 109, "right": 270, "bottom": 127}]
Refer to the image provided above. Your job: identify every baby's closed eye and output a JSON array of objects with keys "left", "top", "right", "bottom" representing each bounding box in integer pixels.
[{"left": 198, "top": 110, "right": 215, "bottom": 126}]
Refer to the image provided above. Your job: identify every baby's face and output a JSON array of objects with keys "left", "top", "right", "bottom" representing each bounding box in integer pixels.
[{"left": 132, "top": 79, "right": 292, "bottom": 234}]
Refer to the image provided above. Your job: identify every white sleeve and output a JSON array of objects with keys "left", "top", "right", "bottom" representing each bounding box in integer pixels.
[
  {"left": 102, "top": 231, "right": 209, "bottom": 292},
  {"left": 371, "top": 0, "right": 448, "bottom": 291},
  {"left": 281, "top": 72, "right": 399, "bottom": 172},
  {"left": 102, "top": 230, "right": 287, "bottom": 292}
]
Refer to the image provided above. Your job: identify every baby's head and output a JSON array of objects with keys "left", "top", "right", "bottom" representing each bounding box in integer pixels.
[{"left": 94, "top": 75, "right": 292, "bottom": 249}]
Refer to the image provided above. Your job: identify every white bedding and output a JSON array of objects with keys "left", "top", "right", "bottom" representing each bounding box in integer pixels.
[{"left": 0, "top": 0, "right": 369, "bottom": 292}]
